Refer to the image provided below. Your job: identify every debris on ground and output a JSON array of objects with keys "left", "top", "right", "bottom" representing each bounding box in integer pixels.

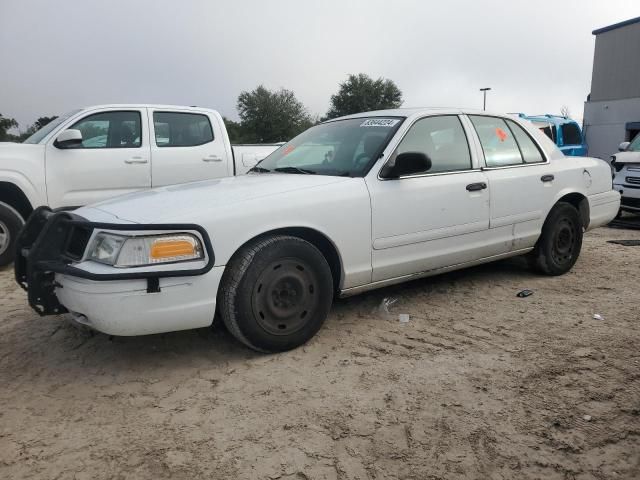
[
  {"left": 378, "top": 297, "right": 398, "bottom": 320},
  {"left": 398, "top": 313, "right": 410, "bottom": 323},
  {"left": 593, "top": 313, "right": 605, "bottom": 321},
  {"left": 607, "top": 239, "right": 640, "bottom": 246},
  {"left": 583, "top": 415, "right": 592, "bottom": 421},
  {"left": 517, "top": 289, "right": 534, "bottom": 298}
]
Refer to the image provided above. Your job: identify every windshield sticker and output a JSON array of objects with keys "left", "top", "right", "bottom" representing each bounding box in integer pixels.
[
  {"left": 360, "top": 119, "right": 400, "bottom": 128},
  {"left": 495, "top": 127, "right": 508, "bottom": 142},
  {"left": 282, "top": 144, "right": 295, "bottom": 155}
]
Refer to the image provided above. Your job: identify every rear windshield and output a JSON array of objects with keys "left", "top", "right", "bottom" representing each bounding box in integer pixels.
[{"left": 255, "top": 117, "right": 404, "bottom": 177}]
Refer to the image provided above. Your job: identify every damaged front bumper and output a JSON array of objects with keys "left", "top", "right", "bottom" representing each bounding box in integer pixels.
[{"left": 15, "top": 207, "right": 221, "bottom": 334}]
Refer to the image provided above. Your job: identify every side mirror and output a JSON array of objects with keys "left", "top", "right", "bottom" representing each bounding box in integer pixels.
[
  {"left": 382, "top": 151, "right": 432, "bottom": 178},
  {"left": 55, "top": 129, "right": 83, "bottom": 149},
  {"left": 618, "top": 141, "right": 630, "bottom": 152}
]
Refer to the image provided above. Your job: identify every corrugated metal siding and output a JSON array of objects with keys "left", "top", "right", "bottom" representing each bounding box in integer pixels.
[{"left": 590, "top": 23, "right": 640, "bottom": 101}]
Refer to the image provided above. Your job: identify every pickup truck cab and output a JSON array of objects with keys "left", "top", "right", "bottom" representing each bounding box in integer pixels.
[
  {"left": 16, "top": 109, "right": 620, "bottom": 353},
  {"left": 516, "top": 114, "right": 587, "bottom": 157},
  {"left": 0, "top": 104, "right": 280, "bottom": 265}
]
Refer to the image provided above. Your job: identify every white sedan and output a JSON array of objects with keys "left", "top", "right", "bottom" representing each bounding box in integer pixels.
[{"left": 16, "top": 109, "right": 620, "bottom": 352}]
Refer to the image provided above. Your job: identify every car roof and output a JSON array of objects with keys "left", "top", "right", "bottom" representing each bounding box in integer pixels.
[
  {"left": 326, "top": 107, "right": 519, "bottom": 122},
  {"left": 79, "top": 104, "right": 218, "bottom": 113}
]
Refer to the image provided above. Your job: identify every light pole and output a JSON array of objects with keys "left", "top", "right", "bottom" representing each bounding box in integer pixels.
[{"left": 480, "top": 87, "right": 491, "bottom": 111}]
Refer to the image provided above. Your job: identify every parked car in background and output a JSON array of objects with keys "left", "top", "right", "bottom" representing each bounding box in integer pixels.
[
  {"left": 0, "top": 104, "right": 281, "bottom": 266},
  {"left": 611, "top": 132, "right": 640, "bottom": 215},
  {"left": 16, "top": 108, "right": 620, "bottom": 353},
  {"left": 515, "top": 114, "right": 587, "bottom": 157}
]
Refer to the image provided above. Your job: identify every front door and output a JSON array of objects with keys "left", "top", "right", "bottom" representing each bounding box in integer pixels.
[
  {"left": 45, "top": 109, "right": 151, "bottom": 208},
  {"left": 366, "top": 115, "right": 494, "bottom": 282}
]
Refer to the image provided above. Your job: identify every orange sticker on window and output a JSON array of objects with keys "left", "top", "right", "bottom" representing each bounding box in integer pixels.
[
  {"left": 496, "top": 127, "right": 508, "bottom": 142},
  {"left": 283, "top": 144, "right": 295, "bottom": 155}
]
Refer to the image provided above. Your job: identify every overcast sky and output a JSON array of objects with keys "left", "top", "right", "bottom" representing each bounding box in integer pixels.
[{"left": 1, "top": 0, "right": 639, "bottom": 130}]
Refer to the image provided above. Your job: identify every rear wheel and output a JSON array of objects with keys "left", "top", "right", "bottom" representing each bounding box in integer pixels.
[
  {"left": 0, "top": 202, "right": 25, "bottom": 267},
  {"left": 218, "top": 235, "right": 334, "bottom": 352},
  {"left": 530, "top": 202, "right": 583, "bottom": 276}
]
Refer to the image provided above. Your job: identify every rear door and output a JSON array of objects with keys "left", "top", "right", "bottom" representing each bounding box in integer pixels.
[
  {"left": 148, "top": 109, "right": 230, "bottom": 186},
  {"left": 467, "top": 115, "right": 559, "bottom": 250},
  {"left": 45, "top": 108, "right": 151, "bottom": 208}
]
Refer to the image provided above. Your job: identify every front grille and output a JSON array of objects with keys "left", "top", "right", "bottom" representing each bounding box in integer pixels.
[
  {"left": 626, "top": 176, "right": 640, "bottom": 185},
  {"left": 621, "top": 197, "right": 640, "bottom": 209},
  {"left": 64, "top": 226, "right": 93, "bottom": 259}
]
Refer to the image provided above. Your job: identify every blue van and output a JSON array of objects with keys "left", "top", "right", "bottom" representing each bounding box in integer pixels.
[{"left": 514, "top": 114, "right": 587, "bottom": 157}]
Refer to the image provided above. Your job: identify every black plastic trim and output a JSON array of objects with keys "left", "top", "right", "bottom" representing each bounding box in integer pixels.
[
  {"left": 15, "top": 207, "right": 215, "bottom": 316},
  {"left": 33, "top": 220, "right": 214, "bottom": 281}
]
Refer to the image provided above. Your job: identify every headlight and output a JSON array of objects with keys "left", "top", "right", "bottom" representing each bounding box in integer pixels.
[{"left": 88, "top": 232, "right": 204, "bottom": 267}]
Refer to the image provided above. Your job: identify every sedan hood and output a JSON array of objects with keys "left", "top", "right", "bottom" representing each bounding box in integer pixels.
[{"left": 82, "top": 174, "right": 350, "bottom": 223}]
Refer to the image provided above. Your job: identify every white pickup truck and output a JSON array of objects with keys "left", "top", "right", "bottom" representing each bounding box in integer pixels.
[{"left": 0, "top": 104, "right": 281, "bottom": 265}]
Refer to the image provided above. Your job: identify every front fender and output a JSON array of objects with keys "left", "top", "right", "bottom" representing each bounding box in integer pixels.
[{"left": 0, "top": 171, "right": 44, "bottom": 209}]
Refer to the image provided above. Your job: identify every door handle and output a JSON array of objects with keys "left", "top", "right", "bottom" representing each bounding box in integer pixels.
[
  {"left": 202, "top": 155, "right": 222, "bottom": 162},
  {"left": 541, "top": 174, "right": 555, "bottom": 182},
  {"left": 124, "top": 156, "right": 148, "bottom": 164},
  {"left": 466, "top": 182, "right": 487, "bottom": 192}
]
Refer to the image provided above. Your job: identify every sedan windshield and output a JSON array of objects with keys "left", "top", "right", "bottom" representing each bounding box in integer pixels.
[
  {"left": 254, "top": 117, "right": 404, "bottom": 177},
  {"left": 22, "top": 109, "right": 81, "bottom": 144}
]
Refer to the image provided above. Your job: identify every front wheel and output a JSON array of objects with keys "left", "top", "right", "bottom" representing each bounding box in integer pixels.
[
  {"left": 530, "top": 202, "right": 583, "bottom": 276},
  {"left": 0, "top": 202, "right": 25, "bottom": 267},
  {"left": 218, "top": 235, "right": 334, "bottom": 352}
]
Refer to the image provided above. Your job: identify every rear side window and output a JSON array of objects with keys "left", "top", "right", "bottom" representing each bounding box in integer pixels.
[
  {"left": 506, "top": 120, "right": 544, "bottom": 164},
  {"left": 469, "top": 116, "right": 522, "bottom": 167},
  {"left": 70, "top": 111, "right": 141, "bottom": 148},
  {"left": 561, "top": 123, "right": 582, "bottom": 146},
  {"left": 153, "top": 112, "right": 214, "bottom": 147},
  {"left": 470, "top": 116, "right": 545, "bottom": 167}
]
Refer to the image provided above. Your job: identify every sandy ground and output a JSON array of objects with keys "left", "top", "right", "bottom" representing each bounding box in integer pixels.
[{"left": 1, "top": 226, "right": 639, "bottom": 480}]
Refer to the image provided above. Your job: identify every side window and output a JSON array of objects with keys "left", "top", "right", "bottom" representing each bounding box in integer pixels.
[
  {"left": 561, "top": 123, "right": 582, "bottom": 146},
  {"left": 153, "top": 112, "right": 214, "bottom": 147},
  {"left": 394, "top": 115, "right": 472, "bottom": 174},
  {"left": 506, "top": 120, "right": 544, "bottom": 164},
  {"left": 469, "top": 115, "right": 523, "bottom": 167},
  {"left": 70, "top": 111, "right": 141, "bottom": 148}
]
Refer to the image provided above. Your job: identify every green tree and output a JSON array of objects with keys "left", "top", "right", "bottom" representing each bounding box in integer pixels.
[
  {"left": 325, "top": 73, "right": 403, "bottom": 120},
  {"left": 0, "top": 114, "right": 19, "bottom": 141},
  {"left": 222, "top": 116, "right": 251, "bottom": 144},
  {"left": 32, "top": 116, "right": 58, "bottom": 131},
  {"left": 237, "top": 85, "right": 313, "bottom": 143}
]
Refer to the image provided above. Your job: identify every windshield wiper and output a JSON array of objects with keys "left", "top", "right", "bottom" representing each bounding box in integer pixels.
[
  {"left": 273, "top": 166, "right": 316, "bottom": 175},
  {"left": 248, "top": 166, "right": 271, "bottom": 173}
]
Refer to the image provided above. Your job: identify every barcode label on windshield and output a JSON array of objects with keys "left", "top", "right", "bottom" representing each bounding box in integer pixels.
[{"left": 360, "top": 119, "right": 400, "bottom": 127}]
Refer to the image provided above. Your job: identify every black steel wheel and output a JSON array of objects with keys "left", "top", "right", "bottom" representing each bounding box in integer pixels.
[
  {"left": 0, "top": 202, "right": 24, "bottom": 267},
  {"left": 219, "top": 235, "right": 334, "bottom": 352},
  {"left": 531, "top": 202, "right": 583, "bottom": 276}
]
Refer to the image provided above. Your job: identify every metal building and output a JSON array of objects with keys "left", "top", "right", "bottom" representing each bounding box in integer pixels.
[{"left": 583, "top": 16, "right": 640, "bottom": 159}]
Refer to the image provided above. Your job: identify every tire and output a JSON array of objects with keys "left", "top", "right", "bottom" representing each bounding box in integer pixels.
[
  {"left": 0, "top": 202, "right": 25, "bottom": 267},
  {"left": 218, "top": 235, "right": 334, "bottom": 352},
  {"left": 530, "top": 202, "right": 583, "bottom": 276}
]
